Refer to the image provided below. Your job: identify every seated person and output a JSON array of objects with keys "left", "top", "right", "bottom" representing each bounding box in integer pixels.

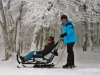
[{"left": 20, "top": 36, "right": 55, "bottom": 62}]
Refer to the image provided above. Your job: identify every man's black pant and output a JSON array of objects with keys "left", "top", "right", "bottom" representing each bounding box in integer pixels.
[{"left": 67, "top": 42, "right": 75, "bottom": 65}]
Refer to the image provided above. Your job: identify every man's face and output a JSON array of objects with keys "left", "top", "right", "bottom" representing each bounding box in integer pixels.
[
  {"left": 48, "top": 38, "right": 53, "bottom": 44},
  {"left": 61, "top": 18, "right": 67, "bottom": 24}
]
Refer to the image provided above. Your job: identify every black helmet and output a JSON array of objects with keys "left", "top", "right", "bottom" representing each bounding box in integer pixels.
[
  {"left": 48, "top": 36, "right": 54, "bottom": 41},
  {"left": 61, "top": 15, "right": 68, "bottom": 21}
]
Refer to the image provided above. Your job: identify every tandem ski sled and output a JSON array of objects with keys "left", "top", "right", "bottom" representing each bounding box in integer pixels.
[{"left": 16, "top": 39, "right": 62, "bottom": 68}]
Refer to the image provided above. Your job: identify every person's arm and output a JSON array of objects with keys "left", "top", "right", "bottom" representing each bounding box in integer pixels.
[
  {"left": 36, "top": 45, "right": 48, "bottom": 54},
  {"left": 37, "top": 44, "right": 54, "bottom": 56},
  {"left": 60, "top": 33, "right": 67, "bottom": 38},
  {"left": 65, "top": 25, "right": 74, "bottom": 36}
]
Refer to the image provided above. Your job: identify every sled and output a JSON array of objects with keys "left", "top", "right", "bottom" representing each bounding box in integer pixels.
[{"left": 16, "top": 39, "right": 62, "bottom": 68}]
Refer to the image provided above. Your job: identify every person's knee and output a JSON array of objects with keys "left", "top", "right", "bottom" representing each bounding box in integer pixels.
[{"left": 29, "top": 51, "right": 34, "bottom": 56}]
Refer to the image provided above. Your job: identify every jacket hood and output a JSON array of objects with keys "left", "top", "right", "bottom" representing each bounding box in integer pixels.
[{"left": 62, "top": 20, "right": 73, "bottom": 25}]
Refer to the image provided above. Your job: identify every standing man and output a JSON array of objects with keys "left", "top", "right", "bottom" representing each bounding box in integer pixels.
[{"left": 60, "top": 15, "right": 77, "bottom": 68}]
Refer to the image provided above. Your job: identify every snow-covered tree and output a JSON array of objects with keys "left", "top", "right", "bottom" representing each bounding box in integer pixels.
[
  {"left": 0, "top": 0, "right": 100, "bottom": 60},
  {"left": 0, "top": 0, "right": 25, "bottom": 60},
  {"left": 22, "top": 0, "right": 63, "bottom": 51}
]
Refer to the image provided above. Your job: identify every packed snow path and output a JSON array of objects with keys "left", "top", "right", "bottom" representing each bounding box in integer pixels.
[{"left": 0, "top": 47, "right": 100, "bottom": 75}]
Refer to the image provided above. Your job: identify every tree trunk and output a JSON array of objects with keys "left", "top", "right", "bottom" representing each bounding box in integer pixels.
[
  {"left": 0, "top": 1, "right": 24, "bottom": 59},
  {"left": 0, "top": 1, "right": 12, "bottom": 60},
  {"left": 16, "top": 20, "right": 21, "bottom": 55},
  {"left": 1, "top": 25, "right": 12, "bottom": 60},
  {"left": 83, "top": 34, "right": 88, "bottom": 51},
  {"left": 88, "top": 22, "right": 93, "bottom": 51},
  {"left": 82, "top": 21, "right": 88, "bottom": 51}
]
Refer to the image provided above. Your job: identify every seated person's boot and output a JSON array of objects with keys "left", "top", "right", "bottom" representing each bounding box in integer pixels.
[{"left": 20, "top": 56, "right": 25, "bottom": 63}]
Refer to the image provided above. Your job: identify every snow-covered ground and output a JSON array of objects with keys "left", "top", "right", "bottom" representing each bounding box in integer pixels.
[{"left": 0, "top": 47, "right": 100, "bottom": 75}]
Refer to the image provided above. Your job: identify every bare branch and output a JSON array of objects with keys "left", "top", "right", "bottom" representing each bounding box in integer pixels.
[
  {"left": 16, "top": 1, "right": 24, "bottom": 25},
  {"left": 0, "top": 0, "right": 7, "bottom": 27},
  {"left": 18, "top": 1, "right": 24, "bottom": 20},
  {"left": 0, "top": 21, "right": 3, "bottom": 27},
  {"left": 8, "top": 0, "right": 10, "bottom": 9},
  {"left": 9, "top": 11, "right": 15, "bottom": 24}
]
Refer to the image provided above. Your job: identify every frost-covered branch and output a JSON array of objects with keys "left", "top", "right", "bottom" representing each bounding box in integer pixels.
[
  {"left": 0, "top": 1, "right": 6, "bottom": 27},
  {"left": 0, "top": 21, "right": 3, "bottom": 27}
]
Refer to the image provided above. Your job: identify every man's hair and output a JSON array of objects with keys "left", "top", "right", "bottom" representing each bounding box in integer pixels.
[
  {"left": 61, "top": 15, "right": 68, "bottom": 21},
  {"left": 49, "top": 36, "right": 54, "bottom": 41}
]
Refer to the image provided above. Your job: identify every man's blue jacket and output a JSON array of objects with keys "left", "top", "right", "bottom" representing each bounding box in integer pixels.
[{"left": 62, "top": 20, "right": 77, "bottom": 44}]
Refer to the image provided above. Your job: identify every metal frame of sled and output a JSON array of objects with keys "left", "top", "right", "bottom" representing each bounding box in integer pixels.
[{"left": 16, "top": 39, "right": 62, "bottom": 68}]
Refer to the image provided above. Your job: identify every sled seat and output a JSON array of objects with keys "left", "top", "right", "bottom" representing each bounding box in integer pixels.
[
  {"left": 32, "top": 48, "right": 58, "bottom": 64},
  {"left": 33, "top": 55, "right": 44, "bottom": 58},
  {"left": 32, "top": 41, "right": 59, "bottom": 63}
]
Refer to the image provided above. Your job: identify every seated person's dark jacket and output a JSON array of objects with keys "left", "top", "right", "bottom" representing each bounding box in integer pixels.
[{"left": 37, "top": 42, "right": 55, "bottom": 56}]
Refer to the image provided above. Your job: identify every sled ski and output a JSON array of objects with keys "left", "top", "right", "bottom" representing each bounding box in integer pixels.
[
  {"left": 33, "top": 63, "right": 55, "bottom": 68},
  {"left": 16, "top": 54, "right": 55, "bottom": 68},
  {"left": 17, "top": 64, "right": 55, "bottom": 68},
  {"left": 17, "top": 65, "right": 33, "bottom": 68}
]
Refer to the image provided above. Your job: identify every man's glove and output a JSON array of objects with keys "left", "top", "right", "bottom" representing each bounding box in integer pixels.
[{"left": 60, "top": 33, "right": 67, "bottom": 38}]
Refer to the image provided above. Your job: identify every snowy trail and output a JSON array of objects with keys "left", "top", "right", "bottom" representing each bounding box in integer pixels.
[
  {"left": 0, "top": 48, "right": 100, "bottom": 75},
  {"left": 0, "top": 64, "right": 100, "bottom": 75}
]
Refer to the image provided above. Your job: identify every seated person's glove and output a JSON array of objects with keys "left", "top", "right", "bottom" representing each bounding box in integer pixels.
[
  {"left": 60, "top": 33, "right": 67, "bottom": 38},
  {"left": 54, "top": 50, "right": 58, "bottom": 56}
]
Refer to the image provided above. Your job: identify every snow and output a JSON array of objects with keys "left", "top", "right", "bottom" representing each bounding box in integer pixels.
[
  {"left": 0, "top": 0, "right": 100, "bottom": 74},
  {"left": 0, "top": 47, "right": 100, "bottom": 75}
]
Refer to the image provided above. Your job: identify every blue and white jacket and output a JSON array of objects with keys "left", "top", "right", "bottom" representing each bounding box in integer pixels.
[{"left": 61, "top": 20, "right": 77, "bottom": 44}]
